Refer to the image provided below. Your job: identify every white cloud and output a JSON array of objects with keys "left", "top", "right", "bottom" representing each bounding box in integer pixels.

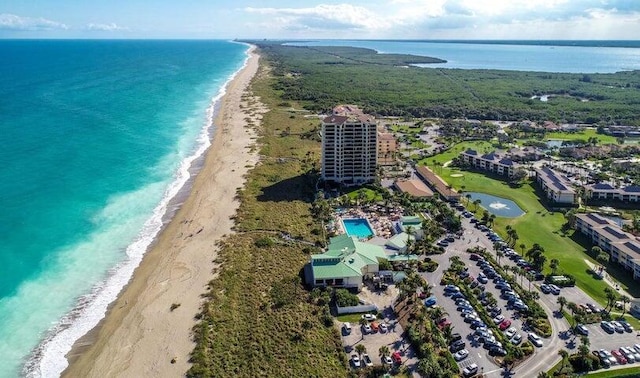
[
  {"left": 85, "top": 23, "right": 129, "bottom": 32},
  {"left": 245, "top": 4, "right": 388, "bottom": 31},
  {"left": 0, "top": 13, "right": 68, "bottom": 31},
  {"left": 242, "top": 0, "right": 640, "bottom": 39}
]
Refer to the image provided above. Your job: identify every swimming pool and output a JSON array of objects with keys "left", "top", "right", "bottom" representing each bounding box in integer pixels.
[{"left": 342, "top": 218, "right": 375, "bottom": 238}]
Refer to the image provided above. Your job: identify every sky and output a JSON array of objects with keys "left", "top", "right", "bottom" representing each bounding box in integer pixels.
[{"left": 1, "top": 0, "right": 640, "bottom": 39}]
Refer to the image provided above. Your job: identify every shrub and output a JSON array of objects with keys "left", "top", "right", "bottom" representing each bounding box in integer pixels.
[
  {"left": 334, "top": 288, "right": 359, "bottom": 307},
  {"left": 254, "top": 237, "right": 274, "bottom": 248}
]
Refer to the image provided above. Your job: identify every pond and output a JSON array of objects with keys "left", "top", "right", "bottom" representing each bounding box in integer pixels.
[{"left": 465, "top": 192, "right": 525, "bottom": 218}]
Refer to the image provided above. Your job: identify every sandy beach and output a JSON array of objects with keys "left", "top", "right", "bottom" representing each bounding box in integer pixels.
[{"left": 62, "top": 45, "right": 263, "bottom": 377}]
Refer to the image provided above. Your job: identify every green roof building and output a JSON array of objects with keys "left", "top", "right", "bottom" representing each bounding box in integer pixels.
[{"left": 308, "top": 234, "right": 387, "bottom": 290}]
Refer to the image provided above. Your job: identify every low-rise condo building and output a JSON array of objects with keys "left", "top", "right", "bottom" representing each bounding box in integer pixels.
[
  {"left": 459, "top": 149, "right": 519, "bottom": 177},
  {"left": 415, "top": 166, "right": 461, "bottom": 202},
  {"left": 575, "top": 213, "right": 640, "bottom": 280},
  {"left": 321, "top": 105, "right": 377, "bottom": 186},
  {"left": 533, "top": 166, "right": 576, "bottom": 205},
  {"left": 585, "top": 183, "right": 640, "bottom": 204}
]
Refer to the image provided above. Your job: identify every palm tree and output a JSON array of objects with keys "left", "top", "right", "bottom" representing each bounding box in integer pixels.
[
  {"left": 557, "top": 296, "right": 568, "bottom": 312},
  {"left": 355, "top": 343, "right": 367, "bottom": 360},
  {"left": 496, "top": 250, "right": 504, "bottom": 265},
  {"left": 465, "top": 193, "right": 472, "bottom": 205},
  {"left": 489, "top": 214, "right": 496, "bottom": 227},
  {"left": 519, "top": 243, "right": 526, "bottom": 254},
  {"left": 473, "top": 199, "right": 481, "bottom": 212},
  {"left": 621, "top": 295, "right": 630, "bottom": 316},
  {"left": 604, "top": 287, "right": 618, "bottom": 312},
  {"left": 557, "top": 349, "right": 569, "bottom": 372},
  {"left": 379, "top": 345, "right": 390, "bottom": 359},
  {"left": 549, "top": 259, "right": 560, "bottom": 275}
]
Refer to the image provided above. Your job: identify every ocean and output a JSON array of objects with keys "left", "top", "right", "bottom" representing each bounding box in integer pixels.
[
  {"left": 287, "top": 40, "right": 640, "bottom": 73},
  {"left": 0, "top": 40, "right": 248, "bottom": 377}
]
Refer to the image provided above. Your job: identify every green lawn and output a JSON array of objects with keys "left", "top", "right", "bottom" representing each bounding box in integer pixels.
[
  {"left": 422, "top": 142, "right": 635, "bottom": 309},
  {"left": 545, "top": 128, "right": 618, "bottom": 144},
  {"left": 587, "top": 367, "right": 640, "bottom": 377}
]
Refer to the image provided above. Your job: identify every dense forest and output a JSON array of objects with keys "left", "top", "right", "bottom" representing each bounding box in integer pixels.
[{"left": 248, "top": 41, "right": 640, "bottom": 125}]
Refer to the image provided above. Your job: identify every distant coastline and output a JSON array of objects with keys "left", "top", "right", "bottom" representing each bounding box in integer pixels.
[{"left": 308, "top": 39, "right": 640, "bottom": 48}]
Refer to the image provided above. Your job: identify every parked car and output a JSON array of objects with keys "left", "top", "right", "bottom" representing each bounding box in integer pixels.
[
  {"left": 620, "top": 347, "right": 636, "bottom": 363},
  {"left": 504, "top": 327, "right": 517, "bottom": 339},
  {"left": 593, "top": 350, "right": 611, "bottom": 367},
  {"left": 489, "top": 346, "right": 507, "bottom": 356},
  {"left": 362, "top": 353, "right": 373, "bottom": 367},
  {"left": 379, "top": 323, "right": 389, "bottom": 333},
  {"left": 548, "top": 284, "right": 561, "bottom": 295},
  {"left": 528, "top": 332, "right": 543, "bottom": 347},
  {"left": 342, "top": 322, "right": 352, "bottom": 335},
  {"left": 612, "top": 349, "right": 627, "bottom": 364},
  {"left": 361, "top": 313, "right": 376, "bottom": 321},
  {"left": 601, "top": 321, "right": 615, "bottom": 334},
  {"left": 454, "top": 349, "right": 469, "bottom": 361},
  {"left": 451, "top": 332, "right": 462, "bottom": 342},
  {"left": 371, "top": 321, "right": 380, "bottom": 333},
  {"left": 362, "top": 324, "right": 372, "bottom": 334},
  {"left": 600, "top": 349, "right": 618, "bottom": 366},
  {"left": 499, "top": 320, "right": 512, "bottom": 331},
  {"left": 493, "top": 314, "right": 505, "bottom": 324},
  {"left": 620, "top": 320, "right": 634, "bottom": 333},
  {"left": 450, "top": 340, "right": 466, "bottom": 352},
  {"left": 351, "top": 354, "right": 361, "bottom": 368},
  {"left": 575, "top": 324, "right": 589, "bottom": 336},
  {"left": 391, "top": 351, "right": 402, "bottom": 364},
  {"left": 382, "top": 355, "right": 393, "bottom": 365},
  {"left": 477, "top": 275, "right": 488, "bottom": 284},
  {"left": 611, "top": 321, "right": 625, "bottom": 333},
  {"left": 462, "top": 363, "right": 478, "bottom": 377},
  {"left": 540, "top": 284, "right": 551, "bottom": 294},
  {"left": 510, "top": 333, "right": 522, "bottom": 345}
]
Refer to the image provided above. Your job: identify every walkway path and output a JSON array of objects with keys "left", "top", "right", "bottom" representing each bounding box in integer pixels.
[{"left": 583, "top": 259, "right": 634, "bottom": 300}]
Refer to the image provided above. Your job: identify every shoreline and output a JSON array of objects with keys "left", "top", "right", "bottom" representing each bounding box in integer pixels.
[{"left": 61, "top": 45, "right": 263, "bottom": 377}]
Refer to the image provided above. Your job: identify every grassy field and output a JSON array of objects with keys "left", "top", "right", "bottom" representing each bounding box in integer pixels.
[
  {"left": 422, "top": 143, "right": 635, "bottom": 309},
  {"left": 187, "top": 56, "right": 348, "bottom": 377},
  {"left": 545, "top": 128, "right": 618, "bottom": 144},
  {"left": 587, "top": 367, "right": 640, "bottom": 377}
]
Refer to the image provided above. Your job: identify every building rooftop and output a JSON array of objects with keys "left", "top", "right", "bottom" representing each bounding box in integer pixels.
[
  {"left": 415, "top": 166, "right": 461, "bottom": 200},
  {"left": 395, "top": 179, "right": 434, "bottom": 198},
  {"left": 534, "top": 166, "right": 576, "bottom": 194},
  {"left": 310, "top": 234, "right": 386, "bottom": 280}
]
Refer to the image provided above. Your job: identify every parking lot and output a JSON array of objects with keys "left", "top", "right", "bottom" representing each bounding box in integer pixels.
[{"left": 338, "top": 287, "right": 419, "bottom": 374}]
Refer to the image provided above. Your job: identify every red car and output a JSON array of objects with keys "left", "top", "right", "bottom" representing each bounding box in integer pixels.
[
  {"left": 612, "top": 350, "right": 628, "bottom": 364},
  {"left": 499, "top": 319, "right": 512, "bottom": 331},
  {"left": 391, "top": 351, "right": 402, "bottom": 364}
]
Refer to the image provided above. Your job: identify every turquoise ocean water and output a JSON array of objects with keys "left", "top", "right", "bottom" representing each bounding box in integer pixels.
[
  {"left": 288, "top": 40, "right": 640, "bottom": 73},
  {"left": 0, "top": 40, "right": 248, "bottom": 377}
]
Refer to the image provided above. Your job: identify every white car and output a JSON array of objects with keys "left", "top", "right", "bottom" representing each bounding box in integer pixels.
[
  {"left": 363, "top": 353, "right": 374, "bottom": 367},
  {"left": 493, "top": 314, "right": 505, "bottom": 324},
  {"left": 362, "top": 324, "right": 372, "bottom": 334},
  {"left": 510, "top": 333, "right": 522, "bottom": 345},
  {"left": 528, "top": 332, "right": 543, "bottom": 347},
  {"left": 382, "top": 355, "right": 393, "bottom": 365},
  {"left": 351, "top": 354, "right": 361, "bottom": 368},
  {"left": 504, "top": 327, "right": 517, "bottom": 338},
  {"left": 463, "top": 363, "right": 479, "bottom": 377},
  {"left": 379, "top": 323, "right": 389, "bottom": 333},
  {"left": 361, "top": 313, "right": 376, "bottom": 321},
  {"left": 454, "top": 349, "right": 469, "bottom": 361}
]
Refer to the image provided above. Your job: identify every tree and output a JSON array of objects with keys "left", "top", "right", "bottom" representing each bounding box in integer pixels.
[
  {"left": 604, "top": 287, "right": 619, "bottom": 312},
  {"left": 519, "top": 243, "right": 526, "bottom": 254},
  {"left": 590, "top": 246, "right": 603, "bottom": 258},
  {"left": 621, "top": 295, "right": 630, "bottom": 316},
  {"left": 557, "top": 296, "right": 568, "bottom": 312},
  {"left": 473, "top": 199, "right": 481, "bottom": 212},
  {"left": 355, "top": 343, "right": 367, "bottom": 359},
  {"left": 488, "top": 214, "right": 496, "bottom": 227},
  {"left": 550, "top": 259, "right": 560, "bottom": 275},
  {"left": 379, "top": 345, "right": 390, "bottom": 359}
]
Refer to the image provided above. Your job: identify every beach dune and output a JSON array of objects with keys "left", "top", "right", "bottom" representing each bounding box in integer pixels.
[{"left": 62, "top": 47, "right": 262, "bottom": 377}]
